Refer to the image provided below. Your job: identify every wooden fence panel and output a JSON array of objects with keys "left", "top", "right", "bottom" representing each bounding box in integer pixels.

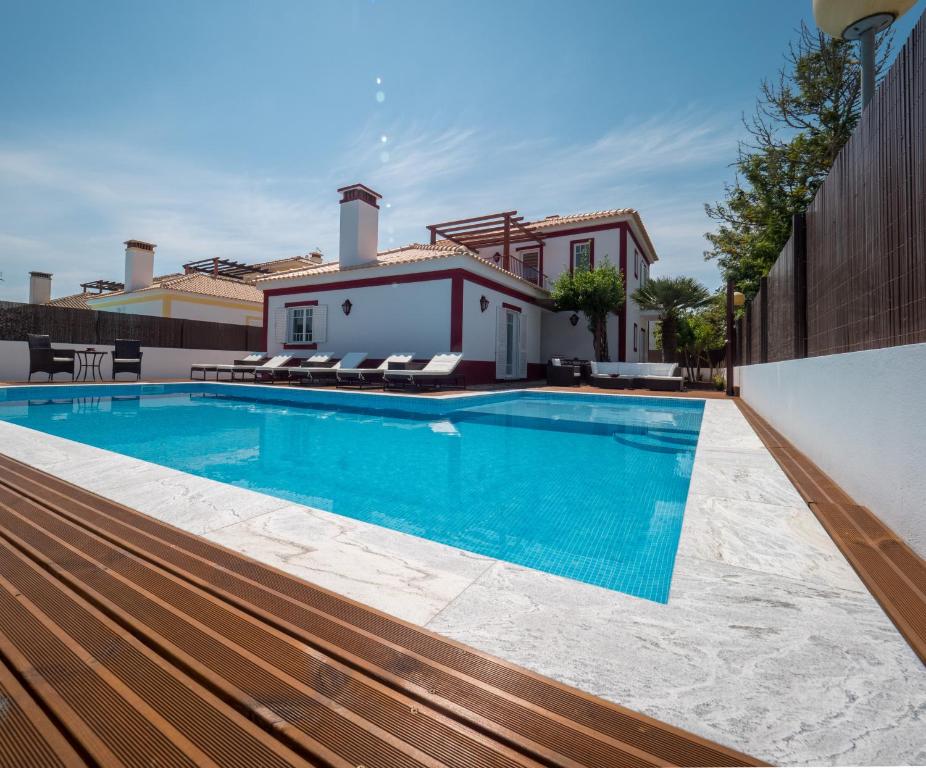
[
  {"left": 0, "top": 302, "right": 260, "bottom": 351},
  {"left": 805, "top": 12, "right": 926, "bottom": 357},
  {"left": 246, "top": 325, "right": 265, "bottom": 352},
  {"left": 182, "top": 319, "right": 248, "bottom": 351},
  {"left": 739, "top": 12, "right": 925, "bottom": 365},
  {"left": 766, "top": 233, "right": 795, "bottom": 362}
]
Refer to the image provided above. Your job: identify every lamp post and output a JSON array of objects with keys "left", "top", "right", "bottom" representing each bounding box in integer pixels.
[
  {"left": 812, "top": 0, "right": 916, "bottom": 107},
  {"left": 725, "top": 280, "right": 746, "bottom": 397}
]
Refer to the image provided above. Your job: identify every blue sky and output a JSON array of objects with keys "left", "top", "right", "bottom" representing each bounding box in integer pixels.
[{"left": 1, "top": 0, "right": 923, "bottom": 301}]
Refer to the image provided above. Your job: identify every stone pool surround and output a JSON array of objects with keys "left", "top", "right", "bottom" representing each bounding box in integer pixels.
[{"left": 0, "top": 382, "right": 922, "bottom": 766}]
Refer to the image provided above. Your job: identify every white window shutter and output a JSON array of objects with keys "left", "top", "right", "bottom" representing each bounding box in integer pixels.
[
  {"left": 274, "top": 308, "right": 287, "bottom": 342},
  {"left": 313, "top": 305, "right": 328, "bottom": 343},
  {"left": 495, "top": 306, "right": 506, "bottom": 379},
  {"left": 518, "top": 313, "right": 528, "bottom": 379}
]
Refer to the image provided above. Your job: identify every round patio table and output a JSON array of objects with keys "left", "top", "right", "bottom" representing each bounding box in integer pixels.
[{"left": 74, "top": 349, "right": 106, "bottom": 381}]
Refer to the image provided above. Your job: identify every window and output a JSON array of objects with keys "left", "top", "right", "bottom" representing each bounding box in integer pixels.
[
  {"left": 633, "top": 322, "right": 638, "bottom": 352},
  {"left": 285, "top": 304, "right": 327, "bottom": 343},
  {"left": 520, "top": 250, "right": 540, "bottom": 285},
  {"left": 570, "top": 239, "right": 593, "bottom": 273},
  {"left": 634, "top": 248, "right": 639, "bottom": 278}
]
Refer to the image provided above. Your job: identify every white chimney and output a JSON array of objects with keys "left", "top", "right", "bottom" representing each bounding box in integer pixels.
[
  {"left": 28, "top": 271, "right": 52, "bottom": 304},
  {"left": 338, "top": 184, "right": 381, "bottom": 268},
  {"left": 124, "top": 240, "right": 156, "bottom": 292}
]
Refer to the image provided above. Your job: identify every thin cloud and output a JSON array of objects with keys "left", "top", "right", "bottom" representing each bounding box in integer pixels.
[{"left": 0, "top": 111, "right": 740, "bottom": 300}]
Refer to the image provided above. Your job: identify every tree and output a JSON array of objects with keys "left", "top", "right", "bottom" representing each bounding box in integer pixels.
[
  {"left": 551, "top": 260, "right": 625, "bottom": 361},
  {"left": 680, "top": 294, "right": 727, "bottom": 381},
  {"left": 705, "top": 22, "right": 893, "bottom": 297},
  {"left": 632, "top": 276, "right": 710, "bottom": 363}
]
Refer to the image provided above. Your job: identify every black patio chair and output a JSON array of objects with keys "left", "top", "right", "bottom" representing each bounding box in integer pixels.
[
  {"left": 111, "top": 339, "right": 143, "bottom": 380},
  {"left": 27, "top": 334, "right": 75, "bottom": 381}
]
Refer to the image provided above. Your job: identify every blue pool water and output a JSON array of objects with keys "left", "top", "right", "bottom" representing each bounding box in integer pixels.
[{"left": 0, "top": 384, "right": 703, "bottom": 602}]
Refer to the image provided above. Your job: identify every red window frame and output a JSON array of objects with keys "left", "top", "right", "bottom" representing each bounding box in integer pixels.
[{"left": 569, "top": 238, "right": 594, "bottom": 274}]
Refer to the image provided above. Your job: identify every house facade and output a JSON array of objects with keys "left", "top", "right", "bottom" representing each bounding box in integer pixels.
[
  {"left": 40, "top": 242, "right": 322, "bottom": 326},
  {"left": 257, "top": 184, "right": 659, "bottom": 385}
]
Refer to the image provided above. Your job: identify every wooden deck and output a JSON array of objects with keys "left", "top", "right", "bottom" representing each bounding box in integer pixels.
[
  {"left": 736, "top": 400, "right": 926, "bottom": 665},
  {"left": 0, "top": 453, "right": 761, "bottom": 768}
]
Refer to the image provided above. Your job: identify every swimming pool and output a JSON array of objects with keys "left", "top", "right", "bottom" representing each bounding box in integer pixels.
[{"left": 0, "top": 384, "right": 704, "bottom": 602}]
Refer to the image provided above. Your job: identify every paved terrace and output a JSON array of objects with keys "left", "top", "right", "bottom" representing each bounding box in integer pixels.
[
  {"left": 0, "top": 453, "right": 757, "bottom": 768},
  {"left": 0, "top": 380, "right": 923, "bottom": 765}
]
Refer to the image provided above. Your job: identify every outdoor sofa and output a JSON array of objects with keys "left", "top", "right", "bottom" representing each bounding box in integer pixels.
[
  {"left": 190, "top": 353, "right": 267, "bottom": 381},
  {"left": 382, "top": 353, "right": 465, "bottom": 391},
  {"left": 111, "top": 339, "right": 143, "bottom": 380},
  {"left": 589, "top": 361, "right": 684, "bottom": 391},
  {"left": 26, "top": 334, "right": 75, "bottom": 381},
  {"left": 336, "top": 353, "right": 415, "bottom": 389},
  {"left": 546, "top": 358, "right": 582, "bottom": 386},
  {"left": 292, "top": 352, "right": 368, "bottom": 387}
]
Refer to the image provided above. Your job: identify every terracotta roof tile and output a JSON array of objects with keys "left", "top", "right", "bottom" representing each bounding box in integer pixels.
[
  {"left": 91, "top": 273, "right": 263, "bottom": 303},
  {"left": 255, "top": 243, "right": 547, "bottom": 290},
  {"left": 45, "top": 293, "right": 95, "bottom": 310}
]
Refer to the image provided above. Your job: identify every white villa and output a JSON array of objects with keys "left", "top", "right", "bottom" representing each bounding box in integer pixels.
[{"left": 258, "top": 184, "right": 658, "bottom": 385}]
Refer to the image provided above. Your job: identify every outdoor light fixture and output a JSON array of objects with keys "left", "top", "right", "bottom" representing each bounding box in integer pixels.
[
  {"left": 341, "top": 299, "right": 352, "bottom": 316},
  {"left": 493, "top": 252, "right": 501, "bottom": 264},
  {"left": 733, "top": 291, "right": 746, "bottom": 308},
  {"left": 569, "top": 313, "right": 580, "bottom": 327},
  {"left": 812, "top": 0, "right": 916, "bottom": 106},
  {"left": 479, "top": 295, "right": 489, "bottom": 312}
]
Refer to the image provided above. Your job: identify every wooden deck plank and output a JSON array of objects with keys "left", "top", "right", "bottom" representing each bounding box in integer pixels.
[
  {"left": 0, "top": 485, "right": 538, "bottom": 768},
  {"left": 0, "top": 655, "right": 86, "bottom": 768},
  {"left": 735, "top": 400, "right": 926, "bottom": 664},
  {"left": 0, "top": 453, "right": 763, "bottom": 767}
]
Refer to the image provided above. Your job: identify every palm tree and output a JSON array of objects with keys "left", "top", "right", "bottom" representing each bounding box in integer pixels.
[{"left": 632, "top": 276, "right": 710, "bottom": 363}]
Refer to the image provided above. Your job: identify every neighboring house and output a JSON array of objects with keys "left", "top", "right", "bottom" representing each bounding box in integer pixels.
[
  {"left": 258, "top": 184, "right": 659, "bottom": 384},
  {"left": 38, "top": 243, "right": 323, "bottom": 326}
]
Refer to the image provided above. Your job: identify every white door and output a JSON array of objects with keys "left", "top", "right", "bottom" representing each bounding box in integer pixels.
[{"left": 495, "top": 307, "right": 524, "bottom": 380}]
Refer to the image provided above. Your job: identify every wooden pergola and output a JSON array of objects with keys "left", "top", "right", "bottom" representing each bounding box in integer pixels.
[
  {"left": 79, "top": 279, "right": 124, "bottom": 294},
  {"left": 427, "top": 211, "right": 546, "bottom": 271},
  {"left": 182, "top": 258, "right": 273, "bottom": 279}
]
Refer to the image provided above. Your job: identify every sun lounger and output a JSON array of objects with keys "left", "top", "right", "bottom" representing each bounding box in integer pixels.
[
  {"left": 292, "top": 352, "right": 368, "bottom": 386},
  {"left": 190, "top": 353, "right": 267, "bottom": 381},
  {"left": 251, "top": 355, "right": 303, "bottom": 384},
  {"left": 382, "top": 353, "right": 465, "bottom": 390},
  {"left": 336, "top": 353, "right": 415, "bottom": 389},
  {"left": 252, "top": 353, "right": 333, "bottom": 384}
]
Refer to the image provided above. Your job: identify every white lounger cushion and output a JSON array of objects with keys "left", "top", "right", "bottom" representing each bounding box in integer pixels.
[
  {"left": 386, "top": 353, "right": 463, "bottom": 377},
  {"left": 337, "top": 353, "right": 415, "bottom": 376},
  {"left": 254, "top": 355, "right": 297, "bottom": 370},
  {"left": 298, "top": 352, "right": 367, "bottom": 374}
]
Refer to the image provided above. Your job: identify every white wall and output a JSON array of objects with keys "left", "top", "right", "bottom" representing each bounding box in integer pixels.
[
  {"left": 264, "top": 280, "right": 452, "bottom": 358},
  {"left": 0, "top": 340, "right": 249, "bottom": 381},
  {"left": 739, "top": 343, "right": 926, "bottom": 557},
  {"left": 462, "top": 281, "right": 542, "bottom": 369},
  {"left": 90, "top": 295, "right": 262, "bottom": 326}
]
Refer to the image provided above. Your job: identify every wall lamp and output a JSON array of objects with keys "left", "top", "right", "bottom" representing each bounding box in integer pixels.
[
  {"left": 341, "top": 299, "right": 352, "bottom": 316},
  {"left": 479, "top": 295, "right": 489, "bottom": 312},
  {"left": 569, "top": 313, "right": 580, "bottom": 327}
]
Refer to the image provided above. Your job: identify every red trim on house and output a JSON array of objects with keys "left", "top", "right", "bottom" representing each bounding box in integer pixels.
[
  {"left": 618, "top": 226, "right": 628, "bottom": 362},
  {"left": 262, "top": 268, "right": 541, "bottom": 305},
  {"left": 283, "top": 342, "right": 318, "bottom": 350},
  {"left": 262, "top": 297, "right": 269, "bottom": 351},
  {"left": 450, "top": 274, "right": 464, "bottom": 352},
  {"left": 569, "top": 238, "right": 594, "bottom": 274},
  {"left": 284, "top": 299, "right": 319, "bottom": 308},
  {"left": 502, "top": 302, "right": 522, "bottom": 313}
]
